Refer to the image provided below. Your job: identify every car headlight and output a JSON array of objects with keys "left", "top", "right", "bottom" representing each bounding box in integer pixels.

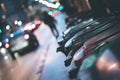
[{"left": 0, "top": 48, "right": 7, "bottom": 55}]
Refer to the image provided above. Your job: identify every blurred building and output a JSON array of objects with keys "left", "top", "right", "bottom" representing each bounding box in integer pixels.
[
  {"left": 0, "top": 0, "right": 30, "bottom": 39},
  {"left": 72, "top": 0, "right": 90, "bottom": 12},
  {"left": 0, "top": 0, "right": 29, "bottom": 17}
]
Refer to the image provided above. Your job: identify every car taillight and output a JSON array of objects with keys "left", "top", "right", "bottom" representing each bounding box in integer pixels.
[
  {"left": 24, "top": 34, "right": 30, "bottom": 40},
  {"left": 5, "top": 43, "right": 10, "bottom": 48},
  {"left": 35, "top": 20, "right": 41, "bottom": 25}
]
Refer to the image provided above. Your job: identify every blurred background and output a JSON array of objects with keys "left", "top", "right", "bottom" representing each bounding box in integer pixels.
[{"left": 0, "top": 0, "right": 120, "bottom": 80}]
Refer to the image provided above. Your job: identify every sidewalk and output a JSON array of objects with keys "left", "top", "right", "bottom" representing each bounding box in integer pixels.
[{"left": 39, "top": 12, "right": 70, "bottom": 80}]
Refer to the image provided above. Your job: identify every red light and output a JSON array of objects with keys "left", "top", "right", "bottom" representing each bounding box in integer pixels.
[
  {"left": 24, "top": 34, "right": 30, "bottom": 39},
  {"left": 14, "top": 20, "right": 18, "bottom": 25},
  {"left": 35, "top": 20, "right": 41, "bottom": 26},
  {"left": 5, "top": 43, "right": 9, "bottom": 48}
]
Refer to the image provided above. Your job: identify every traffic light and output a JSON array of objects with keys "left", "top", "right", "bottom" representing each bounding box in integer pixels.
[
  {"left": 6, "top": 25, "right": 11, "bottom": 30},
  {"left": 0, "top": 28, "right": 3, "bottom": 34},
  {"left": 48, "top": 11, "right": 53, "bottom": 15},
  {"left": 14, "top": 20, "right": 22, "bottom": 26},
  {"left": 58, "top": 6, "right": 63, "bottom": 10},
  {"left": 18, "top": 20, "right": 22, "bottom": 26}
]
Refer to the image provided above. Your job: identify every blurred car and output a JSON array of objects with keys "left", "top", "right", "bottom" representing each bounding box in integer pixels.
[
  {"left": 57, "top": 18, "right": 97, "bottom": 52},
  {"left": 23, "top": 19, "right": 41, "bottom": 32},
  {"left": 57, "top": 18, "right": 94, "bottom": 46},
  {"left": 77, "top": 36, "right": 120, "bottom": 80},
  {"left": 65, "top": 10, "right": 92, "bottom": 28},
  {"left": 1, "top": 30, "right": 39, "bottom": 59},
  {"left": 57, "top": 15, "right": 109, "bottom": 47},
  {"left": 67, "top": 24, "right": 120, "bottom": 79},
  {"left": 58, "top": 15, "right": 117, "bottom": 56}
]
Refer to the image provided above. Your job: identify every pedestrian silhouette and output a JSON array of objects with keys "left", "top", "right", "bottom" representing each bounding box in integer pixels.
[{"left": 40, "top": 11, "right": 59, "bottom": 38}]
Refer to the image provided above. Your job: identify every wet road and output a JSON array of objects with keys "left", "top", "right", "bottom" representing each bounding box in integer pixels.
[{"left": 0, "top": 12, "right": 69, "bottom": 80}]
